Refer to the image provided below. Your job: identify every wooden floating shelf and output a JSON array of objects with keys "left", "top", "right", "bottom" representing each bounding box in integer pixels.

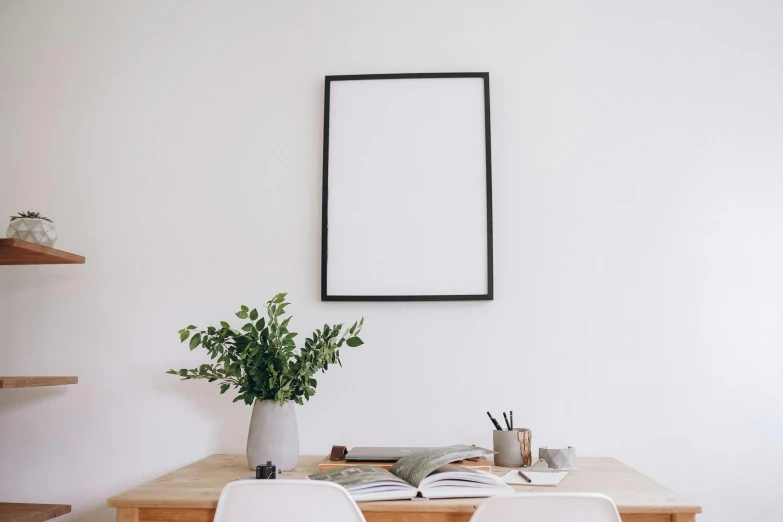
[
  {"left": 0, "top": 376, "right": 78, "bottom": 389},
  {"left": 0, "top": 504, "right": 71, "bottom": 522},
  {"left": 0, "top": 239, "right": 85, "bottom": 265}
]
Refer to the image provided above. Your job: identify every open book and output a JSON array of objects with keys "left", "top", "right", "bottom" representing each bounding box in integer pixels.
[{"left": 308, "top": 445, "right": 513, "bottom": 502}]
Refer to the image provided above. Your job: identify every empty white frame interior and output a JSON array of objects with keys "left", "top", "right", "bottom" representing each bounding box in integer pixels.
[{"left": 325, "top": 76, "right": 490, "bottom": 297}]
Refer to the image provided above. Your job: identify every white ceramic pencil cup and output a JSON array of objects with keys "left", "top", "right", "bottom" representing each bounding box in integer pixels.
[{"left": 492, "top": 428, "right": 532, "bottom": 467}]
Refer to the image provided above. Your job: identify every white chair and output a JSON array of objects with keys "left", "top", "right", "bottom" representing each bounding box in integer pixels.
[
  {"left": 470, "top": 493, "right": 622, "bottom": 522},
  {"left": 213, "top": 479, "right": 366, "bottom": 522}
]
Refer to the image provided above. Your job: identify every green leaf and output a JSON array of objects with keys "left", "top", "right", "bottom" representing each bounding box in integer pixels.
[{"left": 169, "top": 293, "right": 362, "bottom": 406}]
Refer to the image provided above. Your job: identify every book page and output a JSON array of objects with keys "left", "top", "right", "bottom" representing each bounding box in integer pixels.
[
  {"left": 420, "top": 484, "right": 514, "bottom": 500},
  {"left": 389, "top": 445, "right": 495, "bottom": 487},
  {"left": 309, "top": 465, "right": 411, "bottom": 490},
  {"left": 419, "top": 465, "right": 505, "bottom": 488},
  {"left": 419, "top": 466, "right": 513, "bottom": 499}
]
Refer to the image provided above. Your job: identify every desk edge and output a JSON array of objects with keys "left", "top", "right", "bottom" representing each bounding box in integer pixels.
[{"left": 106, "top": 498, "right": 702, "bottom": 515}]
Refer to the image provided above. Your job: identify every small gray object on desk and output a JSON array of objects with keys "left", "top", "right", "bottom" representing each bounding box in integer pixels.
[{"left": 538, "top": 446, "right": 577, "bottom": 470}]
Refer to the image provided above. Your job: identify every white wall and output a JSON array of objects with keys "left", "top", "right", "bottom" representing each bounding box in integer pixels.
[{"left": 1, "top": 1, "right": 782, "bottom": 521}]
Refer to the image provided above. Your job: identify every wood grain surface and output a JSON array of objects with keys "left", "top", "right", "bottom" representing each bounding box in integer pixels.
[
  {"left": 0, "top": 239, "right": 85, "bottom": 265},
  {"left": 107, "top": 454, "right": 701, "bottom": 518},
  {"left": 0, "top": 503, "right": 71, "bottom": 522},
  {"left": 0, "top": 376, "right": 78, "bottom": 389}
]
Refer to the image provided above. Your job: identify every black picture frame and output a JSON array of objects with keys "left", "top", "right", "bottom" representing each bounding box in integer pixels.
[{"left": 321, "top": 72, "right": 494, "bottom": 302}]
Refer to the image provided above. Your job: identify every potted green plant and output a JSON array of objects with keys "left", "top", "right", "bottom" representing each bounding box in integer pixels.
[
  {"left": 6, "top": 211, "right": 58, "bottom": 247},
  {"left": 168, "top": 292, "right": 364, "bottom": 471}
]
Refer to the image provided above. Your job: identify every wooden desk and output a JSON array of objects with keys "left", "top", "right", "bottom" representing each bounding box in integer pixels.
[{"left": 107, "top": 455, "right": 701, "bottom": 522}]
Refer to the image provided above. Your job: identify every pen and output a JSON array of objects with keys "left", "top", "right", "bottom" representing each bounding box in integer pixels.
[
  {"left": 502, "top": 412, "right": 511, "bottom": 430},
  {"left": 486, "top": 411, "right": 503, "bottom": 431},
  {"left": 518, "top": 471, "right": 532, "bottom": 483},
  {"left": 510, "top": 410, "right": 513, "bottom": 429}
]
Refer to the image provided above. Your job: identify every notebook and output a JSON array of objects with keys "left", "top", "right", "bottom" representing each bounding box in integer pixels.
[{"left": 500, "top": 470, "right": 568, "bottom": 487}]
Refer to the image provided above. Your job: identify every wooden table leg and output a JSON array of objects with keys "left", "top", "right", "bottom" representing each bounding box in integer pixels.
[{"left": 117, "top": 508, "right": 139, "bottom": 522}]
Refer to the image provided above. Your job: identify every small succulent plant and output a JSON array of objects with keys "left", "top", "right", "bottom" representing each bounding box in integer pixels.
[{"left": 10, "top": 211, "right": 53, "bottom": 223}]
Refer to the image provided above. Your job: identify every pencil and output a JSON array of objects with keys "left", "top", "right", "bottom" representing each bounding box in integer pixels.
[
  {"left": 518, "top": 471, "right": 532, "bottom": 483},
  {"left": 486, "top": 411, "right": 503, "bottom": 431}
]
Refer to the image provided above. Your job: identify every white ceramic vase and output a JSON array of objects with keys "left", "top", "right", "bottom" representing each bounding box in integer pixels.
[
  {"left": 6, "top": 218, "right": 58, "bottom": 247},
  {"left": 247, "top": 399, "right": 299, "bottom": 471}
]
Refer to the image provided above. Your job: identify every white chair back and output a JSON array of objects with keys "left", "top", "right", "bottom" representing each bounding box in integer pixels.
[
  {"left": 213, "top": 479, "right": 366, "bottom": 522},
  {"left": 470, "top": 493, "right": 622, "bottom": 522}
]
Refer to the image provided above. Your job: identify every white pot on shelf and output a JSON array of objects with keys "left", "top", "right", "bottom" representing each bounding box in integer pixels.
[
  {"left": 246, "top": 399, "right": 299, "bottom": 471},
  {"left": 6, "top": 218, "right": 58, "bottom": 247}
]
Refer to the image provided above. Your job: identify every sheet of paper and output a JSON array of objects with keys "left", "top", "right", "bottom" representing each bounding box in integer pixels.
[{"left": 501, "top": 470, "right": 568, "bottom": 487}]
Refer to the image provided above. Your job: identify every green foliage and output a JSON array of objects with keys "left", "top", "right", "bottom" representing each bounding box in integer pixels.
[
  {"left": 10, "top": 211, "right": 53, "bottom": 223},
  {"left": 167, "top": 293, "right": 365, "bottom": 406}
]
